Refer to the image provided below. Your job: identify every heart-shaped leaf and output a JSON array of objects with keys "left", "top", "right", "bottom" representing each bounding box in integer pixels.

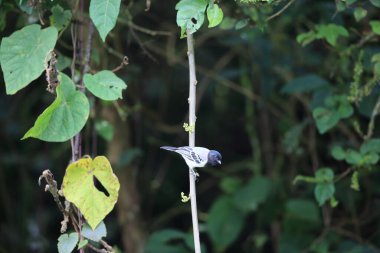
[
  {"left": 83, "top": 70, "right": 127, "bottom": 101},
  {"left": 175, "top": 0, "right": 207, "bottom": 38},
  {"left": 22, "top": 73, "right": 89, "bottom": 142},
  {"left": 57, "top": 232, "right": 79, "bottom": 253},
  {"left": 50, "top": 5, "right": 72, "bottom": 31},
  {"left": 81, "top": 222, "right": 107, "bottom": 242},
  {"left": 0, "top": 24, "right": 58, "bottom": 94},
  {"left": 62, "top": 156, "right": 120, "bottom": 229},
  {"left": 90, "top": 0, "right": 121, "bottom": 41}
]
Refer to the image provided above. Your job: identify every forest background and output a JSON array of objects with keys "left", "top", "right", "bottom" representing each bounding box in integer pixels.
[{"left": 1, "top": 0, "right": 380, "bottom": 253}]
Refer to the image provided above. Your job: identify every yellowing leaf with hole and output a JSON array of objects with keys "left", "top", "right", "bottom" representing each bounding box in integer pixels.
[{"left": 62, "top": 156, "right": 120, "bottom": 229}]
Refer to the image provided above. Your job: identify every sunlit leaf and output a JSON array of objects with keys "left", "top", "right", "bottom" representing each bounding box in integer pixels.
[
  {"left": 90, "top": 0, "right": 121, "bottom": 41},
  {"left": 353, "top": 7, "right": 367, "bottom": 22},
  {"left": 370, "top": 20, "right": 380, "bottom": 35},
  {"left": 57, "top": 233, "right": 79, "bottom": 253},
  {"left": 62, "top": 156, "right": 120, "bottom": 229},
  {"left": 350, "top": 171, "right": 360, "bottom": 191},
  {"left": 22, "top": 74, "right": 89, "bottom": 142},
  {"left": 207, "top": 3, "right": 223, "bottom": 28},
  {"left": 0, "top": 24, "right": 57, "bottom": 94},
  {"left": 315, "top": 24, "right": 349, "bottom": 46}
]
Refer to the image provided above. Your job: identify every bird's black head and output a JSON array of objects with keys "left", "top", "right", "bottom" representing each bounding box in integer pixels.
[{"left": 207, "top": 150, "right": 222, "bottom": 166}]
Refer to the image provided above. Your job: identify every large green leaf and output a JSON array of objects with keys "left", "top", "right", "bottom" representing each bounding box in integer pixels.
[
  {"left": 62, "top": 156, "right": 120, "bottom": 229},
  {"left": 281, "top": 74, "right": 329, "bottom": 94},
  {"left": 22, "top": 73, "right": 89, "bottom": 142},
  {"left": 175, "top": 0, "right": 208, "bottom": 38},
  {"left": 83, "top": 70, "right": 127, "bottom": 100},
  {"left": 0, "top": 24, "right": 58, "bottom": 94},
  {"left": 232, "top": 176, "right": 272, "bottom": 213},
  {"left": 89, "top": 0, "right": 121, "bottom": 42},
  {"left": 285, "top": 199, "right": 320, "bottom": 223},
  {"left": 207, "top": 196, "right": 245, "bottom": 251},
  {"left": 57, "top": 233, "right": 79, "bottom": 253}
]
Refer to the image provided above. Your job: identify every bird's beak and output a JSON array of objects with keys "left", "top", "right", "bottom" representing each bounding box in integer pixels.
[{"left": 217, "top": 160, "right": 221, "bottom": 165}]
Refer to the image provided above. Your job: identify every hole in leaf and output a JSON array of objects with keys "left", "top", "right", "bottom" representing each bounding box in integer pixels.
[
  {"left": 191, "top": 18, "right": 197, "bottom": 24},
  {"left": 109, "top": 85, "right": 114, "bottom": 89},
  {"left": 93, "top": 176, "right": 110, "bottom": 197}
]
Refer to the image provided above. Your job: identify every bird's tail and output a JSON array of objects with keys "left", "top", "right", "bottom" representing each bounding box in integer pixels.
[{"left": 160, "top": 146, "right": 177, "bottom": 151}]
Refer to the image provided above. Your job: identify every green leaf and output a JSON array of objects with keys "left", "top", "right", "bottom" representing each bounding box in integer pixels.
[
  {"left": 57, "top": 233, "right": 79, "bottom": 253},
  {"left": 374, "top": 63, "right": 380, "bottom": 78},
  {"left": 0, "top": 24, "right": 58, "bottom": 94},
  {"left": 50, "top": 5, "right": 72, "bottom": 31},
  {"left": 207, "top": 196, "right": 245, "bottom": 252},
  {"left": 175, "top": 0, "right": 207, "bottom": 38},
  {"left": 315, "top": 24, "right": 349, "bottom": 46},
  {"left": 315, "top": 168, "right": 334, "bottom": 182},
  {"left": 312, "top": 95, "right": 353, "bottom": 134},
  {"left": 315, "top": 182, "right": 335, "bottom": 206},
  {"left": 95, "top": 120, "right": 114, "bottom": 141},
  {"left": 353, "top": 7, "right": 367, "bottom": 22},
  {"left": 220, "top": 177, "right": 243, "bottom": 194},
  {"left": 232, "top": 176, "right": 272, "bottom": 213},
  {"left": 22, "top": 74, "right": 90, "bottom": 142},
  {"left": 345, "top": 149, "right": 362, "bottom": 165},
  {"left": 84, "top": 70, "right": 127, "bottom": 101},
  {"left": 219, "top": 17, "right": 236, "bottom": 30},
  {"left": 360, "top": 138, "right": 380, "bottom": 154},
  {"left": 372, "top": 53, "right": 380, "bottom": 63},
  {"left": 370, "top": 20, "right": 380, "bottom": 35},
  {"left": 145, "top": 229, "right": 189, "bottom": 253},
  {"left": 235, "top": 18, "right": 249, "bottom": 30},
  {"left": 331, "top": 146, "right": 346, "bottom": 160},
  {"left": 207, "top": 3, "right": 223, "bottom": 28},
  {"left": 77, "top": 240, "right": 88, "bottom": 250},
  {"left": 296, "top": 31, "right": 317, "bottom": 46},
  {"left": 350, "top": 171, "right": 360, "bottom": 191},
  {"left": 314, "top": 168, "right": 335, "bottom": 206},
  {"left": 285, "top": 199, "right": 320, "bottom": 223},
  {"left": 370, "top": 0, "right": 380, "bottom": 7},
  {"left": 62, "top": 156, "right": 120, "bottom": 229},
  {"left": 81, "top": 222, "right": 107, "bottom": 242},
  {"left": 281, "top": 74, "right": 329, "bottom": 94},
  {"left": 89, "top": 0, "right": 121, "bottom": 41}
]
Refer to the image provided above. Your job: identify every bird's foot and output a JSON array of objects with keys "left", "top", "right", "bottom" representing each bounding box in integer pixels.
[{"left": 190, "top": 168, "right": 200, "bottom": 180}]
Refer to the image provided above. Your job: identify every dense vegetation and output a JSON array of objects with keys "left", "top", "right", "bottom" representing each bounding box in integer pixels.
[{"left": 1, "top": 0, "right": 380, "bottom": 252}]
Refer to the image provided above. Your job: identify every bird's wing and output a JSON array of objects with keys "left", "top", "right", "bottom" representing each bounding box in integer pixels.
[{"left": 174, "top": 146, "right": 208, "bottom": 166}]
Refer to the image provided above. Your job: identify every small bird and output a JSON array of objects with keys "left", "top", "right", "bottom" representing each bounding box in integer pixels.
[{"left": 160, "top": 146, "right": 222, "bottom": 176}]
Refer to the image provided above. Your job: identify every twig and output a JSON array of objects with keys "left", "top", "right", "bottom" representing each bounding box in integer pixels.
[
  {"left": 145, "top": 0, "right": 151, "bottom": 11},
  {"left": 112, "top": 56, "right": 129, "bottom": 72},
  {"left": 364, "top": 92, "right": 380, "bottom": 140},
  {"left": 186, "top": 30, "right": 201, "bottom": 253},
  {"left": 266, "top": 0, "right": 296, "bottom": 21}
]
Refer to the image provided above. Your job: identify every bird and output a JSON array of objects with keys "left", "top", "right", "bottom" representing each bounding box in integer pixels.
[{"left": 160, "top": 146, "right": 222, "bottom": 177}]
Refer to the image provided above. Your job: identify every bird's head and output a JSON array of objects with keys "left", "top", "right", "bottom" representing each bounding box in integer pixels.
[{"left": 208, "top": 150, "right": 222, "bottom": 166}]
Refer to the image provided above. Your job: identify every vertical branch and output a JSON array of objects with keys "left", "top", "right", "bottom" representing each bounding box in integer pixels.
[{"left": 186, "top": 31, "right": 201, "bottom": 253}]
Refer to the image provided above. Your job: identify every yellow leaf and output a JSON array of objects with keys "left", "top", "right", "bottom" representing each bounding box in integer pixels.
[{"left": 62, "top": 156, "right": 120, "bottom": 229}]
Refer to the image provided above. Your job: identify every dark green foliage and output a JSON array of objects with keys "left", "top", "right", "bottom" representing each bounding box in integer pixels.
[{"left": 2, "top": 0, "right": 380, "bottom": 253}]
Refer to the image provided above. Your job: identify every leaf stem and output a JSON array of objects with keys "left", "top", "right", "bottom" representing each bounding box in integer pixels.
[{"left": 186, "top": 30, "right": 201, "bottom": 253}]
